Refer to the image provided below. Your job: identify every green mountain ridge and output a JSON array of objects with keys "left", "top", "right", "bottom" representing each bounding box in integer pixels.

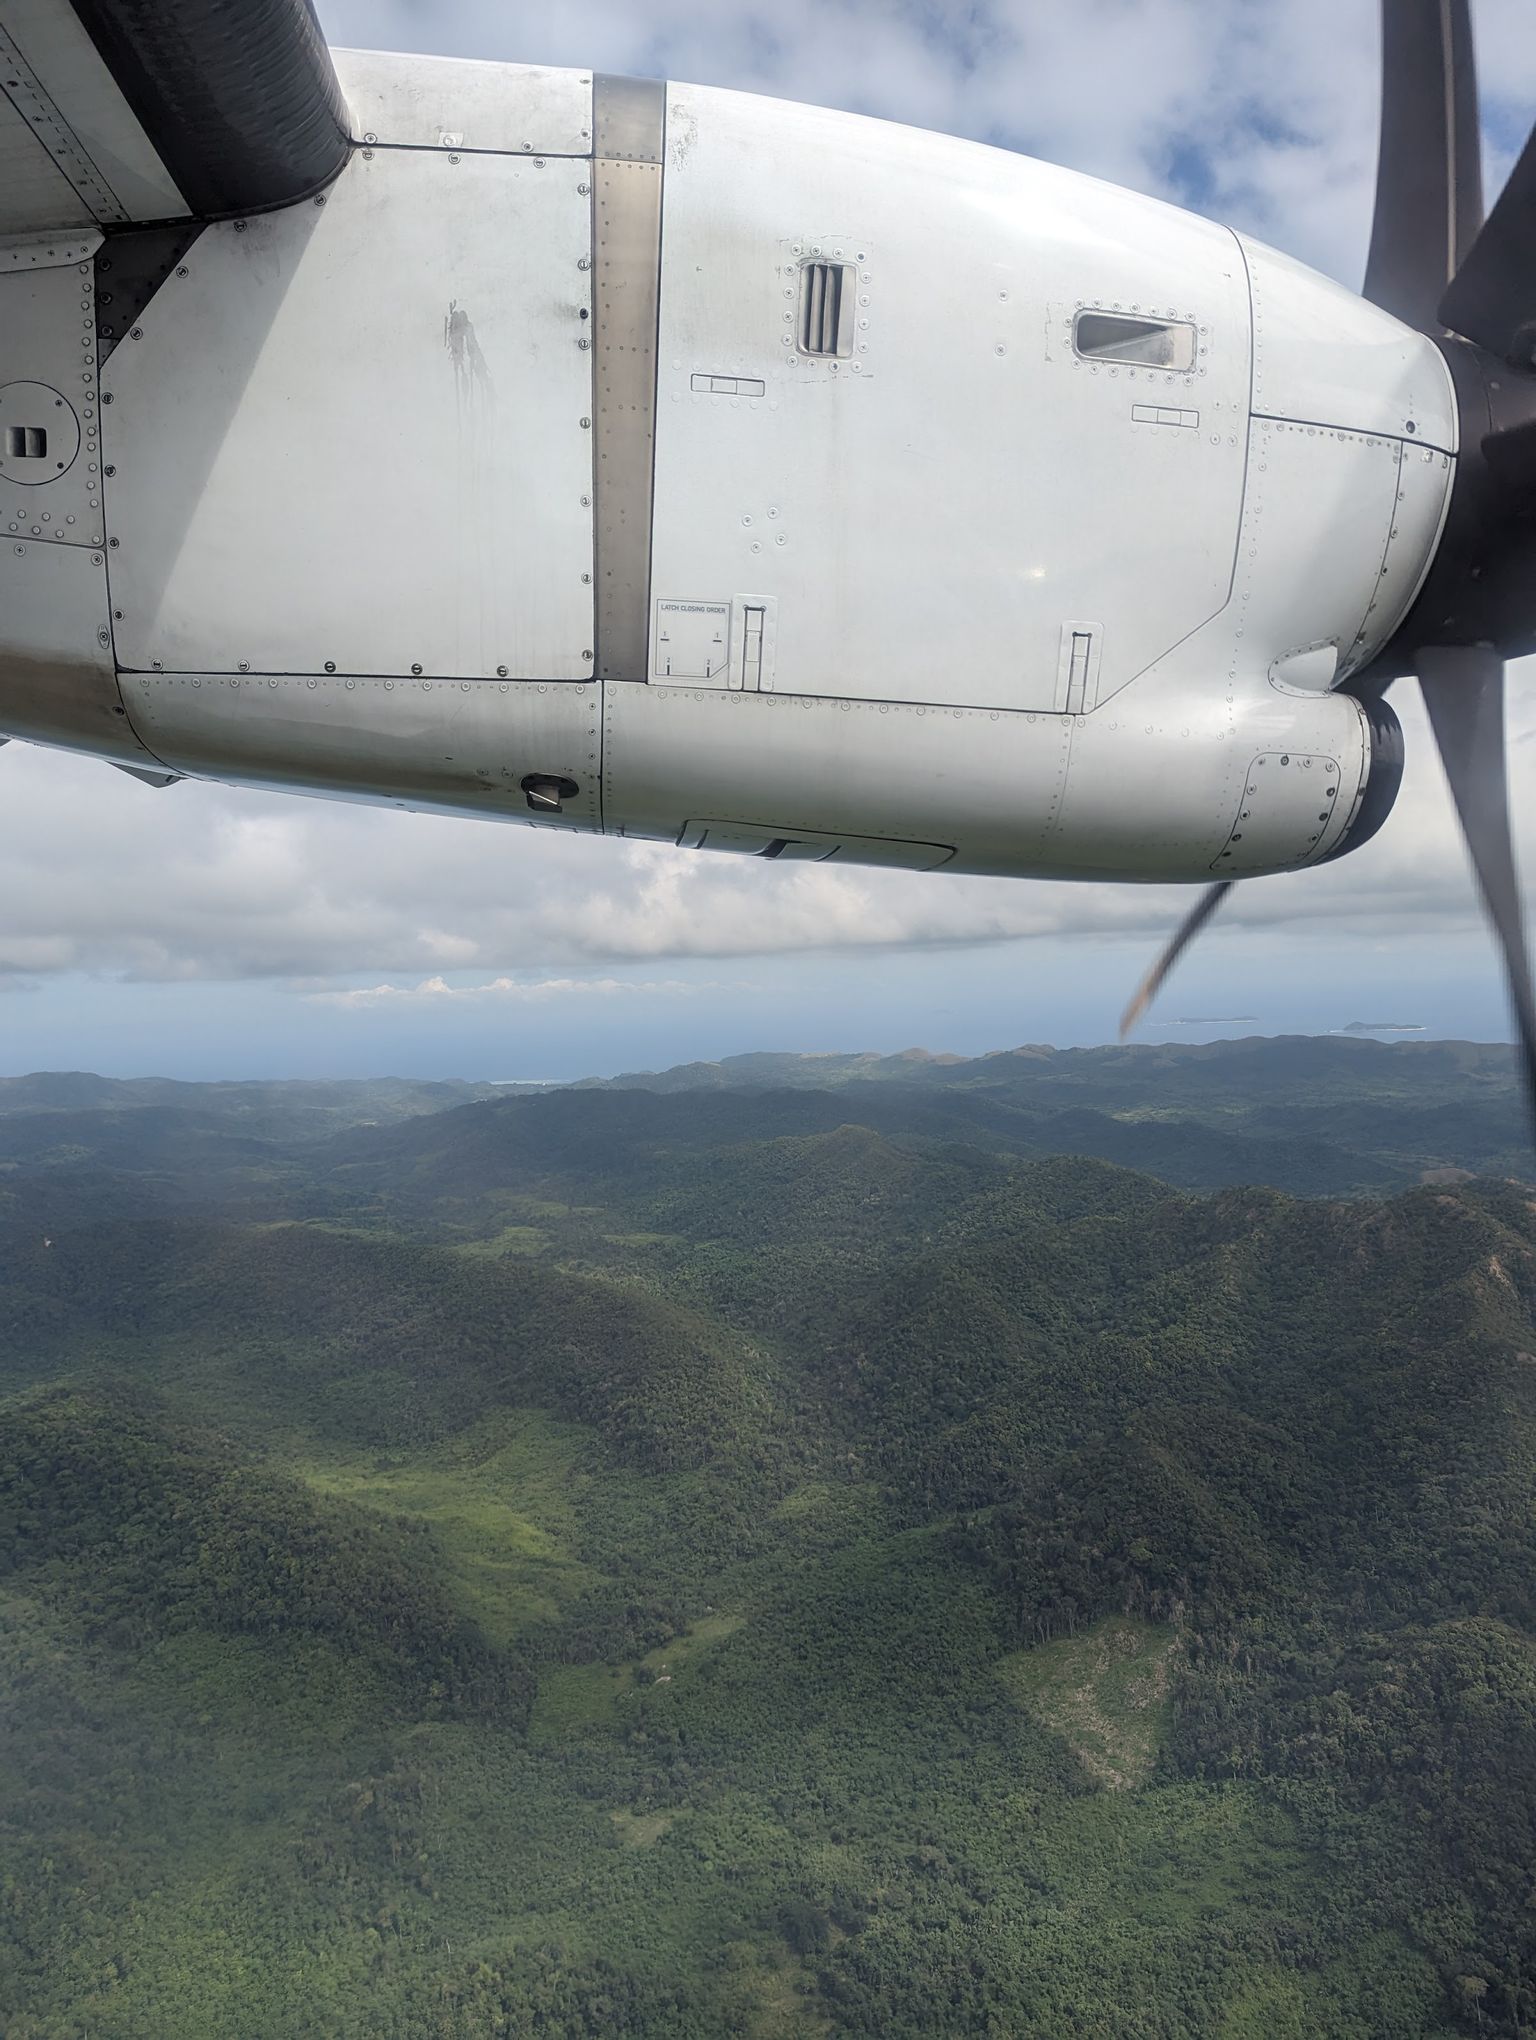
[{"left": 1, "top": 1043, "right": 1534, "bottom": 2034}]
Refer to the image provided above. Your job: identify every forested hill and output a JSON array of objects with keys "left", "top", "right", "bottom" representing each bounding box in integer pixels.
[
  {"left": 1, "top": 1047, "right": 1535, "bottom": 2034},
  {"left": 1, "top": 1038, "right": 1524, "bottom": 1225}
]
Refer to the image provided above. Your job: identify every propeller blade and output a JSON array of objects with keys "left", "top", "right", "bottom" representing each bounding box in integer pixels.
[
  {"left": 1440, "top": 124, "right": 1536, "bottom": 361},
  {"left": 1363, "top": 0, "right": 1483, "bottom": 333},
  {"left": 1418, "top": 645, "right": 1536, "bottom": 1118},
  {"left": 1119, "top": 881, "right": 1233, "bottom": 1040}
]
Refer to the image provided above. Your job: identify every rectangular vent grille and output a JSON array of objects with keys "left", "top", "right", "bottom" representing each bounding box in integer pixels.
[{"left": 797, "top": 260, "right": 855, "bottom": 358}]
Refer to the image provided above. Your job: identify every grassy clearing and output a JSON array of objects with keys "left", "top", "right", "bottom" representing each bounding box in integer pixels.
[
  {"left": 530, "top": 1609, "right": 747, "bottom": 1740},
  {"left": 296, "top": 1411, "right": 602, "bottom": 1647},
  {"left": 609, "top": 1808, "right": 677, "bottom": 1847},
  {"left": 453, "top": 1224, "right": 551, "bottom": 1259},
  {"left": 998, "top": 1614, "right": 1175, "bottom": 1788}
]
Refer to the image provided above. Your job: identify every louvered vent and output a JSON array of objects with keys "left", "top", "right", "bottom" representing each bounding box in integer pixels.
[{"left": 797, "top": 260, "right": 855, "bottom": 358}]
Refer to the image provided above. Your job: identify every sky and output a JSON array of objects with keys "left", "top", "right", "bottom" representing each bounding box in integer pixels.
[{"left": 3, "top": 0, "right": 1536, "bottom": 1080}]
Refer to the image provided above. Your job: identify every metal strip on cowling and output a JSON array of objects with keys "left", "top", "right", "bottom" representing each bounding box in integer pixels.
[{"left": 591, "top": 75, "right": 665, "bottom": 687}]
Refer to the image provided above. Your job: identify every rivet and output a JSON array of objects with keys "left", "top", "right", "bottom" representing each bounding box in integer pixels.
[{"left": 363, "top": 131, "right": 378, "bottom": 143}]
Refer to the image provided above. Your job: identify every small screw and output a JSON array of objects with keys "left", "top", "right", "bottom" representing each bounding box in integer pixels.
[
  {"left": 239, "top": 660, "right": 249, "bottom": 671},
  {"left": 448, "top": 153, "right": 460, "bottom": 164},
  {"left": 363, "top": 131, "right": 378, "bottom": 143},
  {"left": 113, "top": 608, "right": 122, "bottom": 619},
  {"left": 324, "top": 660, "right": 336, "bottom": 672},
  {"left": 496, "top": 664, "right": 508, "bottom": 677},
  {"left": 97, "top": 627, "right": 109, "bottom": 646},
  {"left": 582, "top": 649, "right": 593, "bottom": 660},
  {"left": 579, "top": 416, "right": 591, "bottom": 428},
  {"left": 104, "top": 464, "right": 115, "bottom": 476},
  {"left": 578, "top": 182, "right": 590, "bottom": 195},
  {"left": 234, "top": 221, "right": 247, "bottom": 233},
  {"left": 363, "top": 147, "right": 374, "bottom": 160},
  {"left": 580, "top": 572, "right": 591, "bottom": 583},
  {"left": 313, "top": 195, "right": 326, "bottom": 206},
  {"left": 176, "top": 266, "right": 188, "bottom": 277},
  {"left": 102, "top": 392, "right": 113, "bottom": 404},
  {"left": 108, "top": 536, "right": 119, "bottom": 547},
  {"left": 411, "top": 663, "right": 423, "bottom": 675}
]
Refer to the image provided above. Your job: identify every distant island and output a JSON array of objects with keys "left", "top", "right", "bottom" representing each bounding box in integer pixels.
[{"left": 1340, "top": 1021, "right": 1426, "bottom": 1033}]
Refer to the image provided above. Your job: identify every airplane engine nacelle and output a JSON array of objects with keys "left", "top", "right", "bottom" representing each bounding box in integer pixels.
[{"left": 0, "top": 52, "right": 1447, "bottom": 885}]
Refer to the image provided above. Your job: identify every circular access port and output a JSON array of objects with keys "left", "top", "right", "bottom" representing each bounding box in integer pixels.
[{"left": 0, "top": 382, "right": 82, "bottom": 485}]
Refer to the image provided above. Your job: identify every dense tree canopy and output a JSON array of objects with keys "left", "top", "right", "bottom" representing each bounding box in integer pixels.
[{"left": 0, "top": 1041, "right": 1531, "bottom": 2034}]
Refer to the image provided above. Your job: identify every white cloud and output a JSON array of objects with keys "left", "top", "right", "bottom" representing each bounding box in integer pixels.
[
  {"left": 1, "top": 664, "right": 1522, "bottom": 987},
  {"left": 311, "top": 972, "right": 719, "bottom": 1007}
]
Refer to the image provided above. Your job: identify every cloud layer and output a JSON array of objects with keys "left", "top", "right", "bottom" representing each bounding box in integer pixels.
[{"left": 3, "top": 675, "right": 1527, "bottom": 987}]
